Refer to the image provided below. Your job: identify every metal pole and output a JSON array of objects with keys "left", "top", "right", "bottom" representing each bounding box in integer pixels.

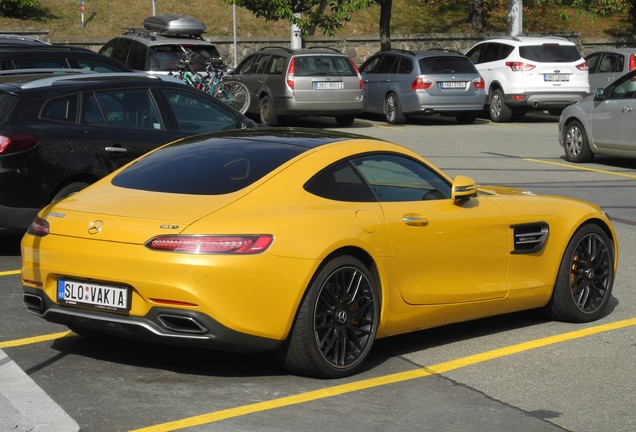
[
  {"left": 233, "top": 4, "right": 238, "bottom": 68},
  {"left": 291, "top": 13, "right": 302, "bottom": 49},
  {"left": 152, "top": 0, "right": 156, "bottom": 16}
]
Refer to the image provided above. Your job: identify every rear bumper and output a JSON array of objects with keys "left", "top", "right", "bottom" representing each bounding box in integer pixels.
[
  {"left": 274, "top": 96, "right": 364, "bottom": 116},
  {"left": 23, "top": 287, "right": 282, "bottom": 352},
  {"left": 505, "top": 92, "right": 589, "bottom": 109}
]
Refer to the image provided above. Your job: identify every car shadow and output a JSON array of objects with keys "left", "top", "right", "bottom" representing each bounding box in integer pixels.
[{"left": 0, "top": 230, "right": 23, "bottom": 257}]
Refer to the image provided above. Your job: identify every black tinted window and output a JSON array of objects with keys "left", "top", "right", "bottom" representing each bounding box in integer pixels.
[
  {"left": 148, "top": 44, "right": 220, "bottom": 71},
  {"left": 162, "top": 88, "right": 238, "bottom": 133},
  {"left": 0, "top": 93, "right": 17, "bottom": 119},
  {"left": 419, "top": 57, "right": 477, "bottom": 74},
  {"left": 519, "top": 45, "right": 582, "bottom": 62},
  {"left": 305, "top": 161, "right": 376, "bottom": 202},
  {"left": 42, "top": 95, "right": 78, "bottom": 122},
  {"left": 127, "top": 41, "right": 147, "bottom": 70},
  {"left": 112, "top": 139, "right": 307, "bottom": 195},
  {"left": 12, "top": 58, "right": 69, "bottom": 69},
  {"left": 73, "top": 59, "right": 128, "bottom": 73}
]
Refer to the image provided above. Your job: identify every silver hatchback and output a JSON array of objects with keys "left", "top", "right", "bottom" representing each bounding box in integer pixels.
[
  {"left": 234, "top": 47, "right": 364, "bottom": 126},
  {"left": 359, "top": 49, "right": 486, "bottom": 124}
]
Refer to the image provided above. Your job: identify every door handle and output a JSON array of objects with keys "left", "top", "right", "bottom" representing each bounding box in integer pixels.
[
  {"left": 622, "top": 106, "right": 633, "bottom": 113},
  {"left": 104, "top": 146, "right": 128, "bottom": 153},
  {"left": 403, "top": 215, "right": 429, "bottom": 227}
]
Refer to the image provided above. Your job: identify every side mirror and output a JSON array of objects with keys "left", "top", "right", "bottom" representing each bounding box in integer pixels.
[
  {"left": 593, "top": 87, "right": 606, "bottom": 101},
  {"left": 451, "top": 175, "right": 477, "bottom": 201}
]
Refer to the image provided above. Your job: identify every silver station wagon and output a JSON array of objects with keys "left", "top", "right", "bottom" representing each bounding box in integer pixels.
[
  {"left": 234, "top": 46, "right": 364, "bottom": 127},
  {"left": 359, "top": 49, "right": 486, "bottom": 124}
]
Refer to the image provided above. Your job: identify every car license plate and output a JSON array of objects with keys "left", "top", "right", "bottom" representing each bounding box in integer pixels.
[
  {"left": 440, "top": 81, "right": 467, "bottom": 89},
  {"left": 544, "top": 74, "right": 569, "bottom": 82},
  {"left": 57, "top": 279, "right": 130, "bottom": 312},
  {"left": 314, "top": 81, "right": 343, "bottom": 90}
]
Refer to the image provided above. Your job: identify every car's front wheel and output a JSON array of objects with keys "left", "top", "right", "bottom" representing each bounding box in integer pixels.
[
  {"left": 489, "top": 89, "right": 512, "bottom": 122},
  {"left": 563, "top": 120, "right": 593, "bottom": 163},
  {"left": 277, "top": 255, "right": 379, "bottom": 378},
  {"left": 547, "top": 224, "right": 615, "bottom": 323}
]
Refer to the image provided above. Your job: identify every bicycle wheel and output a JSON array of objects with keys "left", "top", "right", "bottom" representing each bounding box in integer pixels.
[{"left": 214, "top": 80, "right": 250, "bottom": 114}]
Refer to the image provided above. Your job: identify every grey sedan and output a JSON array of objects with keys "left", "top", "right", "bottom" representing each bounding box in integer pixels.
[{"left": 559, "top": 68, "right": 636, "bottom": 162}]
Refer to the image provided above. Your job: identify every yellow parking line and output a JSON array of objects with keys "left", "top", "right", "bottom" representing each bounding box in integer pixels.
[
  {"left": 0, "top": 270, "right": 20, "bottom": 276},
  {"left": 524, "top": 158, "right": 636, "bottom": 180},
  {"left": 0, "top": 331, "right": 74, "bottom": 349},
  {"left": 130, "top": 317, "right": 636, "bottom": 432}
]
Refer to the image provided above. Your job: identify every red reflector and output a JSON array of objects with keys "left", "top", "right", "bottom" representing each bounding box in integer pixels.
[
  {"left": 505, "top": 61, "right": 535, "bottom": 72},
  {"left": 27, "top": 217, "right": 50, "bottom": 237},
  {"left": 150, "top": 298, "right": 198, "bottom": 307},
  {"left": 146, "top": 235, "right": 273, "bottom": 254},
  {"left": 410, "top": 77, "right": 433, "bottom": 90},
  {"left": 512, "top": 95, "right": 526, "bottom": 101},
  {"left": 0, "top": 132, "right": 39, "bottom": 155},
  {"left": 349, "top": 58, "right": 364, "bottom": 89}
]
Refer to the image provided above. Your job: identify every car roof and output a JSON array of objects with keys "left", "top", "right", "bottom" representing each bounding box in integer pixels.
[
  {"left": 0, "top": 71, "right": 177, "bottom": 90},
  {"left": 113, "top": 30, "right": 214, "bottom": 47},
  {"left": 0, "top": 45, "right": 94, "bottom": 53},
  {"left": 0, "top": 34, "right": 49, "bottom": 45},
  {"left": 257, "top": 46, "right": 346, "bottom": 56},
  {"left": 481, "top": 36, "right": 576, "bottom": 46}
]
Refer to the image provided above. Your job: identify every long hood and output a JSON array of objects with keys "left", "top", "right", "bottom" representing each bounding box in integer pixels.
[
  {"left": 477, "top": 185, "right": 536, "bottom": 196},
  {"left": 43, "top": 182, "right": 246, "bottom": 244}
]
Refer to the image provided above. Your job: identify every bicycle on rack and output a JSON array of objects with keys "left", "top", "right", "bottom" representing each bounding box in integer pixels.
[{"left": 169, "top": 47, "right": 250, "bottom": 114}]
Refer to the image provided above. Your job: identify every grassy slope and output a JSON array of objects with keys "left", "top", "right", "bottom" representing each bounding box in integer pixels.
[{"left": 0, "top": 0, "right": 628, "bottom": 41}]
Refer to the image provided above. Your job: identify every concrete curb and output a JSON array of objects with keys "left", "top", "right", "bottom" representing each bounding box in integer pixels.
[{"left": 0, "top": 349, "right": 79, "bottom": 432}]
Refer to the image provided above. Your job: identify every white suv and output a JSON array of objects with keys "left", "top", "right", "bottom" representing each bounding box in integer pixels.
[{"left": 466, "top": 37, "right": 589, "bottom": 122}]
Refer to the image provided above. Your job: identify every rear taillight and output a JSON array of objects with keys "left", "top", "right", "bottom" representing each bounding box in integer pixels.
[
  {"left": 0, "top": 131, "right": 39, "bottom": 155},
  {"left": 348, "top": 58, "right": 364, "bottom": 89},
  {"left": 505, "top": 61, "right": 536, "bottom": 71},
  {"left": 576, "top": 61, "right": 589, "bottom": 71},
  {"left": 472, "top": 77, "right": 485, "bottom": 89},
  {"left": 629, "top": 54, "right": 636, "bottom": 71},
  {"left": 410, "top": 77, "right": 433, "bottom": 90},
  {"left": 145, "top": 235, "right": 273, "bottom": 254},
  {"left": 286, "top": 57, "right": 295, "bottom": 90},
  {"left": 27, "top": 217, "right": 49, "bottom": 237}
]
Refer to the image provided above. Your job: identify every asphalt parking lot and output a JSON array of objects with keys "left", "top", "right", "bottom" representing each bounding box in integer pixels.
[{"left": 1, "top": 113, "right": 635, "bottom": 432}]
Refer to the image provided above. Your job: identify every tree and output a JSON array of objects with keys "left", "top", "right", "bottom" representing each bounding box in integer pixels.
[{"left": 0, "top": 0, "right": 43, "bottom": 18}]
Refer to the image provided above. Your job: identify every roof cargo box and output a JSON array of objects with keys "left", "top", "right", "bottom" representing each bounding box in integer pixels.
[{"left": 143, "top": 14, "right": 205, "bottom": 35}]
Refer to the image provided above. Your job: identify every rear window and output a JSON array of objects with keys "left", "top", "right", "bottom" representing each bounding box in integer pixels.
[
  {"left": 519, "top": 45, "right": 582, "bottom": 62},
  {"left": 419, "top": 57, "right": 478, "bottom": 74},
  {"left": 294, "top": 55, "right": 356, "bottom": 77},
  {"left": 148, "top": 44, "right": 221, "bottom": 71},
  {"left": 112, "top": 138, "right": 307, "bottom": 195},
  {"left": 0, "top": 92, "right": 18, "bottom": 119}
]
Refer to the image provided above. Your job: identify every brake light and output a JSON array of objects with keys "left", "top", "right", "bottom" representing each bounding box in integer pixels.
[
  {"left": 145, "top": 235, "right": 273, "bottom": 254},
  {"left": 576, "top": 61, "right": 589, "bottom": 71},
  {"left": 505, "top": 61, "right": 535, "bottom": 71},
  {"left": 410, "top": 77, "right": 433, "bottom": 90},
  {"left": 348, "top": 58, "right": 364, "bottom": 89},
  {"left": 27, "top": 217, "right": 49, "bottom": 237},
  {"left": 286, "top": 57, "right": 295, "bottom": 90},
  {"left": 629, "top": 54, "right": 636, "bottom": 71},
  {"left": 472, "top": 77, "right": 485, "bottom": 89},
  {"left": 0, "top": 131, "right": 39, "bottom": 155}
]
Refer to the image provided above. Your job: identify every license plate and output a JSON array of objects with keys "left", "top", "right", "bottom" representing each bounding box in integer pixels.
[
  {"left": 314, "top": 81, "right": 343, "bottom": 90},
  {"left": 440, "top": 81, "right": 467, "bottom": 89},
  {"left": 544, "top": 74, "right": 569, "bottom": 82},
  {"left": 57, "top": 279, "right": 130, "bottom": 312}
]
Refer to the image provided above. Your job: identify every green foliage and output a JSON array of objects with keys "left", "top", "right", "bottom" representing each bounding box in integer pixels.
[
  {"left": 0, "top": 0, "right": 43, "bottom": 18},
  {"left": 226, "top": 0, "right": 374, "bottom": 35}
]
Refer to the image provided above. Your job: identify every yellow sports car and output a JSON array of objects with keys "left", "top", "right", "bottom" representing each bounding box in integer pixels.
[{"left": 21, "top": 129, "right": 618, "bottom": 378}]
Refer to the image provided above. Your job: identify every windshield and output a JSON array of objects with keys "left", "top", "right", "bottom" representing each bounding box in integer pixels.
[{"left": 148, "top": 44, "right": 221, "bottom": 72}]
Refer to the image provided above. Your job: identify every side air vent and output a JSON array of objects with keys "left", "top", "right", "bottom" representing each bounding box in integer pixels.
[{"left": 511, "top": 222, "right": 549, "bottom": 254}]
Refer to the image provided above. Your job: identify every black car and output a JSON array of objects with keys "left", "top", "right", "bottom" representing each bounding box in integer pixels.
[
  {"left": 0, "top": 72, "right": 257, "bottom": 230},
  {"left": 0, "top": 45, "right": 131, "bottom": 73},
  {"left": 0, "top": 34, "right": 49, "bottom": 46}
]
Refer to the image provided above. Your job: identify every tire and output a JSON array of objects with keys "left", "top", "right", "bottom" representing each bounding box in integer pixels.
[
  {"left": 455, "top": 112, "right": 478, "bottom": 124},
  {"left": 51, "top": 181, "right": 89, "bottom": 203},
  {"left": 259, "top": 95, "right": 279, "bottom": 126},
  {"left": 276, "top": 255, "right": 379, "bottom": 378},
  {"left": 383, "top": 92, "right": 406, "bottom": 124},
  {"left": 215, "top": 80, "right": 250, "bottom": 114},
  {"left": 563, "top": 120, "right": 593, "bottom": 163},
  {"left": 547, "top": 224, "right": 614, "bottom": 323},
  {"left": 489, "top": 88, "right": 512, "bottom": 122},
  {"left": 335, "top": 114, "right": 355, "bottom": 127}
]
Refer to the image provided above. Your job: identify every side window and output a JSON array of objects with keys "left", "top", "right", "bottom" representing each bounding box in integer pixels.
[
  {"left": 111, "top": 38, "right": 133, "bottom": 64},
  {"left": 161, "top": 88, "right": 239, "bottom": 133},
  {"left": 73, "top": 59, "right": 126, "bottom": 73},
  {"left": 253, "top": 54, "right": 272, "bottom": 74},
  {"left": 352, "top": 154, "right": 451, "bottom": 202},
  {"left": 80, "top": 93, "right": 106, "bottom": 126},
  {"left": 269, "top": 55, "right": 286, "bottom": 74},
  {"left": 127, "top": 41, "right": 147, "bottom": 70},
  {"left": 305, "top": 161, "right": 376, "bottom": 202},
  {"left": 41, "top": 95, "right": 78, "bottom": 123},
  {"left": 466, "top": 45, "right": 483, "bottom": 64},
  {"left": 500, "top": 44, "right": 514, "bottom": 60},
  {"left": 236, "top": 55, "right": 258, "bottom": 75},
  {"left": 360, "top": 56, "right": 381, "bottom": 74},
  {"left": 607, "top": 75, "right": 636, "bottom": 100},
  {"left": 95, "top": 89, "right": 163, "bottom": 130},
  {"left": 586, "top": 53, "right": 602, "bottom": 74},
  {"left": 376, "top": 55, "right": 398, "bottom": 73},
  {"left": 13, "top": 58, "right": 69, "bottom": 69},
  {"left": 481, "top": 43, "right": 501, "bottom": 63},
  {"left": 599, "top": 53, "right": 621, "bottom": 73},
  {"left": 397, "top": 57, "right": 413, "bottom": 74}
]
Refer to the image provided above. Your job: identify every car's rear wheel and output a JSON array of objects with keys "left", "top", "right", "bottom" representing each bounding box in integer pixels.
[
  {"left": 563, "top": 120, "right": 593, "bottom": 163},
  {"left": 489, "top": 89, "right": 512, "bottom": 122},
  {"left": 335, "top": 114, "right": 355, "bottom": 127},
  {"left": 547, "top": 224, "right": 614, "bottom": 323},
  {"left": 455, "top": 112, "right": 478, "bottom": 124},
  {"left": 259, "top": 95, "right": 279, "bottom": 126},
  {"left": 277, "top": 255, "right": 379, "bottom": 378},
  {"left": 384, "top": 92, "right": 406, "bottom": 124}
]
